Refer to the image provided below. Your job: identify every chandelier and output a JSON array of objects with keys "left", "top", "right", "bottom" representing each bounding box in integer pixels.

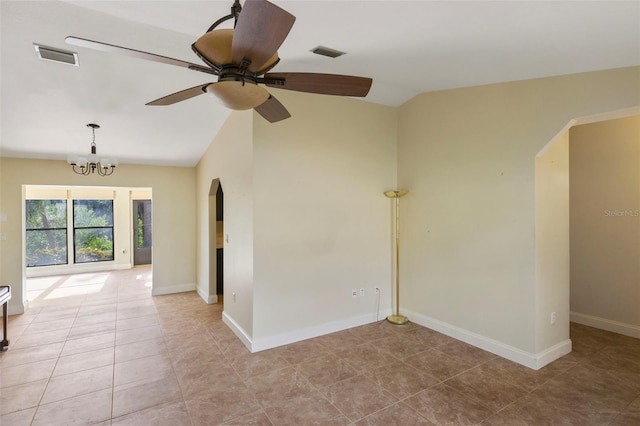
[{"left": 67, "top": 123, "right": 117, "bottom": 176}]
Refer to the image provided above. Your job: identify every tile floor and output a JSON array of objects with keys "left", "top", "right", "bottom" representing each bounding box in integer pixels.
[{"left": 1, "top": 267, "right": 639, "bottom": 425}]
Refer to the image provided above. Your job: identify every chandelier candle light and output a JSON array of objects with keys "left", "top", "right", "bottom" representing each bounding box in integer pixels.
[
  {"left": 385, "top": 190, "right": 409, "bottom": 325},
  {"left": 68, "top": 124, "right": 117, "bottom": 176}
]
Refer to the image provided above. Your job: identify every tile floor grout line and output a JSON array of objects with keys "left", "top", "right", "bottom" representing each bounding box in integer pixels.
[
  {"left": 28, "top": 294, "right": 82, "bottom": 426},
  {"left": 160, "top": 320, "right": 196, "bottom": 426},
  {"left": 110, "top": 271, "right": 119, "bottom": 424}
]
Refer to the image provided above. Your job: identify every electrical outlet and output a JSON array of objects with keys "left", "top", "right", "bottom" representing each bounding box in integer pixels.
[
  {"left": 550, "top": 311, "right": 557, "bottom": 325},
  {"left": 352, "top": 289, "right": 357, "bottom": 298},
  {"left": 359, "top": 288, "right": 365, "bottom": 297}
]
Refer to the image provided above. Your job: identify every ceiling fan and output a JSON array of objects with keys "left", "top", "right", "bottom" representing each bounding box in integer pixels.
[{"left": 65, "top": 0, "right": 373, "bottom": 123}]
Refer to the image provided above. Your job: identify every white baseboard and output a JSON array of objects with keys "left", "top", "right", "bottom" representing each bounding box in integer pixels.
[
  {"left": 571, "top": 311, "right": 640, "bottom": 339},
  {"left": 535, "top": 339, "right": 572, "bottom": 368},
  {"left": 196, "top": 286, "right": 218, "bottom": 304},
  {"left": 7, "top": 300, "right": 28, "bottom": 316},
  {"left": 26, "top": 262, "right": 129, "bottom": 278},
  {"left": 221, "top": 308, "right": 393, "bottom": 354},
  {"left": 151, "top": 283, "right": 196, "bottom": 296},
  {"left": 250, "top": 308, "right": 393, "bottom": 353},
  {"left": 403, "top": 309, "right": 571, "bottom": 370},
  {"left": 222, "top": 311, "right": 252, "bottom": 351},
  {"left": 214, "top": 308, "right": 573, "bottom": 370}
]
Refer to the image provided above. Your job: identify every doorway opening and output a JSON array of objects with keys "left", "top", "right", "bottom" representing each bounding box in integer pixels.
[
  {"left": 23, "top": 185, "right": 153, "bottom": 306},
  {"left": 209, "top": 179, "right": 224, "bottom": 304},
  {"left": 533, "top": 107, "right": 640, "bottom": 365},
  {"left": 133, "top": 199, "right": 152, "bottom": 265}
]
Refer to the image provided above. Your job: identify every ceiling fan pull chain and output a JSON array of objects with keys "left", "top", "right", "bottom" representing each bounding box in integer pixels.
[{"left": 239, "top": 58, "right": 252, "bottom": 75}]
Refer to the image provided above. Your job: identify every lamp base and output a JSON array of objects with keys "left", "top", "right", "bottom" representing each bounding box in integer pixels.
[{"left": 386, "top": 314, "right": 409, "bottom": 325}]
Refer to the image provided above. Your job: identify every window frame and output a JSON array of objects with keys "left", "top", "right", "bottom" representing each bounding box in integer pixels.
[
  {"left": 25, "top": 199, "right": 69, "bottom": 268},
  {"left": 72, "top": 199, "right": 115, "bottom": 264}
]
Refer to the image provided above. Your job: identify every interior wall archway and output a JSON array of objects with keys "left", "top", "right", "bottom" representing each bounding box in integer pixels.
[{"left": 534, "top": 106, "right": 640, "bottom": 358}]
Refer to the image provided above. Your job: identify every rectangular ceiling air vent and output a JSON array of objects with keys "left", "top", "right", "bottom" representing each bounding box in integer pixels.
[
  {"left": 310, "top": 46, "right": 346, "bottom": 59},
  {"left": 34, "top": 44, "right": 79, "bottom": 66}
]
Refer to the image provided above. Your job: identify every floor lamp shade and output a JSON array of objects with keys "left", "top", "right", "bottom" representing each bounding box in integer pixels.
[{"left": 384, "top": 190, "right": 408, "bottom": 325}]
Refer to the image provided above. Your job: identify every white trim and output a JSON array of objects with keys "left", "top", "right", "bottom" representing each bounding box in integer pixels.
[
  {"left": 220, "top": 308, "right": 393, "bottom": 354},
  {"left": 196, "top": 286, "right": 218, "bottom": 304},
  {"left": 222, "top": 311, "right": 252, "bottom": 351},
  {"left": 571, "top": 311, "right": 640, "bottom": 339},
  {"left": 250, "top": 308, "right": 393, "bottom": 353},
  {"left": 535, "top": 339, "right": 572, "bottom": 369},
  {"left": 403, "top": 309, "right": 571, "bottom": 370},
  {"left": 26, "top": 262, "right": 124, "bottom": 278},
  {"left": 151, "top": 283, "right": 195, "bottom": 296},
  {"left": 7, "top": 299, "right": 28, "bottom": 316}
]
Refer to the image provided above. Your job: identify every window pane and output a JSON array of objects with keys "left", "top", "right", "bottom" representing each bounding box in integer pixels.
[
  {"left": 26, "top": 200, "right": 67, "bottom": 229},
  {"left": 73, "top": 200, "right": 114, "bottom": 264},
  {"left": 74, "top": 228, "right": 114, "bottom": 263},
  {"left": 73, "top": 200, "right": 113, "bottom": 227},
  {"left": 26, "top": 229, "right": 67, "bottom": 267},
  {"left": 25, "top": 200, "right": 67, "bottom": 267},
  {"left": 136, "top": 202, "right": 152, "bottom": 249}
]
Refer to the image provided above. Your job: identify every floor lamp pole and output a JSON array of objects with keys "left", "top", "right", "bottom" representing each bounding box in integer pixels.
[{"left": 384, "top": 190, "right": 408, "bottom": 325}]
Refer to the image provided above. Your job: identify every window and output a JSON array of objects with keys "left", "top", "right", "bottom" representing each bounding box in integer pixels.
[
  {"left": 25, "top": 200, "right": 68, "bottom": 267},
  {"left": 73, "top": 200, "right": 114, "bottom": 263}
]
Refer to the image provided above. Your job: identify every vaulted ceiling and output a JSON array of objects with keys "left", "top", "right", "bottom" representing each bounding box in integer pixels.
[{"left": 2, "top": 1, "right": 639, "bottom": 166}]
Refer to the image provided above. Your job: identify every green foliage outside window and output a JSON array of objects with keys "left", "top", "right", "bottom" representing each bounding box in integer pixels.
[
  {"left": 26, "top": 199, "right": 116, "bottom": 266},
  {"left": 74, "top": 200, "right": 114, "bottom": 263},
  {"left": 138, "top": 215, "right": 144, "bottom": 249},
  {"left": 25, "top": 200, "right": 67, "bottom": 267}
]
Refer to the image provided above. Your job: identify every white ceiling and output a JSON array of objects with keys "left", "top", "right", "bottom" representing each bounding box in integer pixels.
[{"left": 1, "top": 1, "right": 639, "bottom": 167}]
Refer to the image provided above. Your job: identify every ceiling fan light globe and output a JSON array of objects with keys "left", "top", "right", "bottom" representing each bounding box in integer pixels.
[{"left": 206, "top": 81, "right": 269, "bottom": 110}]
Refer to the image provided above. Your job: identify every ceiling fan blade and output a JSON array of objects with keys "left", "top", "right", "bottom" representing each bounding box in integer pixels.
[
  {"left": 254, "top": 95, "right": 291, "bottom": 123},
  {"left": 231, "top": 0, "right": 295, "bottom": 73},
  {"left": 263, "top": 73, "right": 373, "bottom": 97},
  {"left": 146, "top": 84, "right": 211, "bottom": 106},
  {"left": 66, "top": 36, "right": 217, "bottom": 75}
]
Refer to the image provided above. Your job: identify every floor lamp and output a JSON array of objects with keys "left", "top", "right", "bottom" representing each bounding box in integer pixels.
[{"left": 384, "top": 190, "right": 408, "bottom": 325}]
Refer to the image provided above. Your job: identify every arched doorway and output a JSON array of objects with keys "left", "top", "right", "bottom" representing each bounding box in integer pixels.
[{"left": 209, "top": 179, "right": 224, "bottom": 303}]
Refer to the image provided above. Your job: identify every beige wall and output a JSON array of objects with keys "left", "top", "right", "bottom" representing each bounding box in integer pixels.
[
  {"left": 250, "top": 89, "right": 398, "bottom": 347},
  {"left": 570, "top": 115, "right": 640, "bottom": 337},
  {"left": 398, "top": 66, "right": 639, "bottom": 366},
  {"left": 535, "top": 131, "right": 570, "bottom": 353},
  {"left": 195, "top": 90, "right": 397, "bottom": 349},
  {"left": 0, "top": 158, "right": 196, "bottom": 313},
  {"left": 195, "top": 111, "right": 255, "bottom": 340},
  {"left": 4, "top": 66, "right": 638, "bottom": 367}
]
